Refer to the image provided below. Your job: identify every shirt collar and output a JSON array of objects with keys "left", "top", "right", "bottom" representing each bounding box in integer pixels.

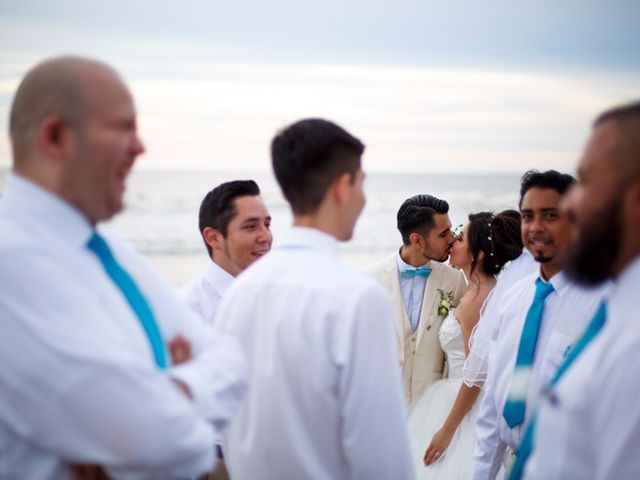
[
  {"left": 537, "top": 267, "right": 571, "bottom": 297},
  {"left": 610, "top": 255, "right": 640, "bottom": 307},
  {"left": 395, "top": 249, "right": 431, "bottom": 273},
  {"left": 205, "top": 259, "right": 235, "bottom": 296},
  {"left": 275, "top": 226, "right": 339, "bottom": 256},
  {"left": 2, "top": 172, "right": 93, "bottom": 249}
]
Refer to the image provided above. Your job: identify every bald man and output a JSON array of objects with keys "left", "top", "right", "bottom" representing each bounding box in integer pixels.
[
  {"left": 521, "top": 102, "right": 640, "bottom": 479},
  {"left": 0, "top": 57, "right": 247, "bottom": 479}
]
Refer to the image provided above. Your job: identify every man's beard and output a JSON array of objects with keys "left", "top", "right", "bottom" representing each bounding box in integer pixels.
[
  {"left": 532, "top": 252, "right": 553, "bottom": 264},
  {"left": 423, "top": 246, "right": 449, "bottom": 263},
  {"left": 566, "top": 194, "right": 623, "bottom": 286},
  {"left": 433, "top": 252, "right": 450, "bottom": 263}
]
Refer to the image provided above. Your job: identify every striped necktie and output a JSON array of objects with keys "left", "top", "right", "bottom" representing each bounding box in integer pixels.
[
  {"left": 509, "top": 301, "right": 608, "bottom": 480},
  {"left": 87, "top": 232, "right": 168, "bottom": 369},
  {"left": 503, "top": 278, "right": 555, "bottom": 428}
]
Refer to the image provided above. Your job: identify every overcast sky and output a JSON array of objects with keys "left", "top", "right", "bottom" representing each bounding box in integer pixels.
[{"left": 1, "top": 0, "right": 639, "bottom": 173}]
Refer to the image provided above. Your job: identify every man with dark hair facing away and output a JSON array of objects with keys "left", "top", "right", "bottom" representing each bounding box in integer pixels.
[{"left": 215, "top": 118, "right": 414, "bottom": 480}]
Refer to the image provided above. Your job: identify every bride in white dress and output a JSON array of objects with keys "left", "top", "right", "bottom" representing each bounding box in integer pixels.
[{"left": 408, "top": 210, "right": 523, "bottom": 480}]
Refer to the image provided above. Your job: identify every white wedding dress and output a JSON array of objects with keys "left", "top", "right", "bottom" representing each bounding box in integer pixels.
[{"left": 408, "top": 311, "right": 498, "bottom": 480}]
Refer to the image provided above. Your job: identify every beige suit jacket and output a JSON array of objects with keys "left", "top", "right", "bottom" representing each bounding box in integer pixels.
[{"left": 366, "top": 252, "right": 466, "bottom": 409}]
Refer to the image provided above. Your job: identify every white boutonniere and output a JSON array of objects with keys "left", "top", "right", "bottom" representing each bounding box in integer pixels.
[{"left": 437, "top": 289, "right": 455, "bottom": 318}]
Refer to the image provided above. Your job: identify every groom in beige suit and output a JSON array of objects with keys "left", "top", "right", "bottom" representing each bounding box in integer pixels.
[{"left": 367, "top": 194, "right": 466, "bottom": 410}]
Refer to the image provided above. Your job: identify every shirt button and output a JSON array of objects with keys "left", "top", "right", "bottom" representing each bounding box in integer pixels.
[
  {"left": 411, "top": 337, "right": 416, "bottom": 342},
  {"left": 412, "top": 350, "right": 416, "bottom": 355}
]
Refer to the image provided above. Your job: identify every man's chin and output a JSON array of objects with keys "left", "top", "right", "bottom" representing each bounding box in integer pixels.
[{"left": 533, "top": 254, "right": 552, "bottom": 264}]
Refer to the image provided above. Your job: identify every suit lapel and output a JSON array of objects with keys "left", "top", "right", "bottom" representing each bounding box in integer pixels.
[
  {"left": 416, "top": 264, "right": 442, "bottom": 345},
  {"left": 382, "top": 256, "right": 410, "bottom": 351}
]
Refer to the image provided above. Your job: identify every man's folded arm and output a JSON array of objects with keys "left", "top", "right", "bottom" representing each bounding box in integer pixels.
[{"left": 0, "top": 251, "right": 220, "bottom": 477}]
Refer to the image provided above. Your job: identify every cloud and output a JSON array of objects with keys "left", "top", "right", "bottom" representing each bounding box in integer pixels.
[
  {"left": 119, "top": 63, "right": 639, "bottom": 173},
  {"left": 1, "top": 1, "right": 638, "bottom": 172}
]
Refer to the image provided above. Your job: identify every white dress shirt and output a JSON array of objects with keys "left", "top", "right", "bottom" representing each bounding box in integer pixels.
[
  {"left": 396, "top": 251, "right": 429, "bottom": 332},
  {"left": 469, "top": 269, "right": 608, "bottom": 480},
  {"left": 463, "top": 251, "right": 538, "bottom": 387},
  {"left": 215, "top": 227, "right": 414, "bottom": 480},
  {"left": 178, "top": 260, "right": 234, "bottom": 325},
  {"left": 0, "top": 173, "right": 247, "bottom": 479},
  {"left": 525, "top": 256, "right": 640, "bottom": 480}
]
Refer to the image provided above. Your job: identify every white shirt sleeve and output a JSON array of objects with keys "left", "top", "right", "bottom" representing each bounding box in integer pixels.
[
  {"left": 169, "top": 325, "right": 247, "bottom": 432},
  {"left": 126, "top": 245, "right": 248, "bottom": 431},
  {"left": 469, "top": 321, "right": 508, "bottom": 480},
  {"left": 0, "top": 246, "right": 223, "bottom": 477},
  {"left": 338, "top": 282, "right": 415, "bottom": 480},
  {"left": 591, "top": 350, "right": 640, "bottom": 478}
]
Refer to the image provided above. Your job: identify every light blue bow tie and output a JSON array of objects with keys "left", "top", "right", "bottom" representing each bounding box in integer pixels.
[{"left": 400, "top": 266, "right": 432, "bottom": 279}]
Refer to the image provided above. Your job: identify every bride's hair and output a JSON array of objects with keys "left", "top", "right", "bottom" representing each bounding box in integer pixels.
[{"left": 467, "top": 210, "right": 523, "bottom": 276}]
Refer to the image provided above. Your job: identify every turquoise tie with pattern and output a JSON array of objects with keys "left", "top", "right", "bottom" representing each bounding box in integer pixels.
[
  {"left": 87, "top": 232, "right": 168, "bottom": 369},
  {"left": 503, "top": 278, "right": 555, "bottom": 428},
  {"left": 509, "top": 301, "right": 607, "bottom": 480}
]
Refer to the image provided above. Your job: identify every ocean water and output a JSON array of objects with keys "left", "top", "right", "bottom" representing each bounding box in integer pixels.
[{"left": 0, "top": 169, "right": 522, "bottom": 287}]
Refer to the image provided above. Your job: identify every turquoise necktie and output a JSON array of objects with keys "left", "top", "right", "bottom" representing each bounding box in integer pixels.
[
  {"left": 503, "top": 278, "right": 555, "bottom": 428},
  {"left": 400, "top": 266, "right": 432, "bottom": 279},
  {"left": 87, "top": 232, "right": 168, "bottom": 369},
  {"left": 509, "top": 301, "right": 608, "bottom": 480}
]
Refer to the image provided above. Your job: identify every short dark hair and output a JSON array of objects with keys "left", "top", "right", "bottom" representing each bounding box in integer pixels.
[
  {"left": 271, "top": 118, "right": 364, "bottom": 215},
  {"left": 198, "top": 180, "right": 261, "bottom": 256},
  {"left": 397, "top": 194, "right": 449, "bottom": 245},
  {"left": 518, "top": 170, "right": 575, "bottom": 208},
  {"left": 467, "top": 210, "right": 523, "bottom": 276}
]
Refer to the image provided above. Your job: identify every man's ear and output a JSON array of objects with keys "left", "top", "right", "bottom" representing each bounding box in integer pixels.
[
  {"left": 624, "top": 176, "right": 640, "bottom": 227},
  {"left": 36, "top": 116, "right": 74, "bottom": 164},
  {"left": 332, "top": 172, "right": 352, "bottom": 206},
  {"left": 409, "top": 232, "right": 423, "bottom": 247},
  {"left": 202, "top": 226, "right": 223, "bottom": 253}
]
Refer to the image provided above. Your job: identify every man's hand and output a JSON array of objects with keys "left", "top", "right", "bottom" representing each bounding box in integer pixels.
[
  {"left": 69, "top": 465, "right": 109, "bottom": 480},
  {"left": 168, "top": 334, "right": 192, "bottom": 365},
  {"left": 168, "top": 334, "right": 194, "bottom": 399}
]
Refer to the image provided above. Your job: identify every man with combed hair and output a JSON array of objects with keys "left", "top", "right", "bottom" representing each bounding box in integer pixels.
[
  {"left": 178, "top": 180, "right": 272, "bottom": 325},
  {"left": 521, "top": 102, "right": 640, "bottom": 479},
  {"left": 0, "top": 57, "right": 247, "bottom": 479},
  {"left": 366, "top": 194, "right": 467, "bottom": 410},
  {"left": 215, "top": 118, "right": 414, "bottom": 479}
]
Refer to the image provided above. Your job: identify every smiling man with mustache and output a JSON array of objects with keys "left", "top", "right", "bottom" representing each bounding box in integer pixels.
[{"left": 469, "top": 170, "right": 609, "bottom": 480}]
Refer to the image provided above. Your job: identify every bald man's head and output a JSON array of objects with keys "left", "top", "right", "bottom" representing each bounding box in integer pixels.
[
  {"left": 9, "top": 56, "right": 122, "bottom": 164},
  {"left": 8, "top": 56, "right": 145, "bottom": 224},
  {"left": 594, "top": 101, "right": 640, "bottom": 183},
  {"left": 564, "top": 101, "right": 640, "bottom": 285}
]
